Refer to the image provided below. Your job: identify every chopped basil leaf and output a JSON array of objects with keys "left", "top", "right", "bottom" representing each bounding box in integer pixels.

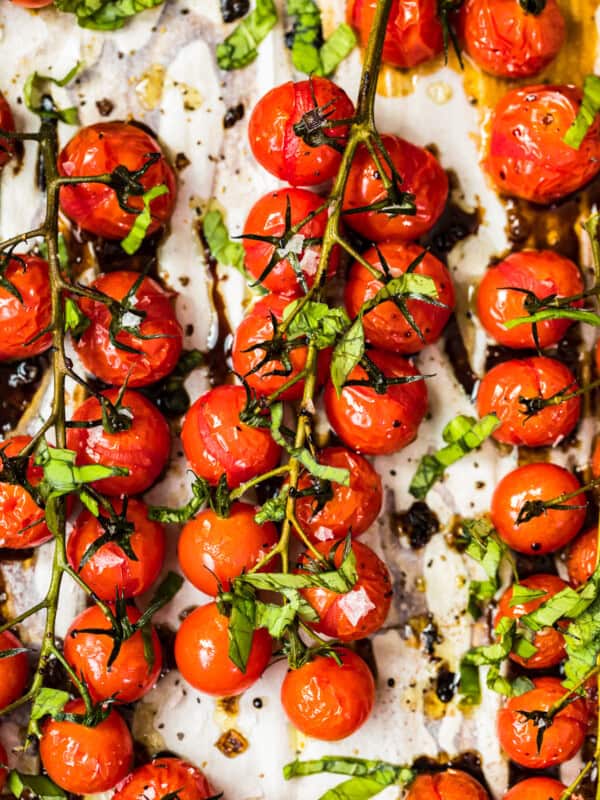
[
  {"left": 29, "top": 688, "right": 70, "bottom": 737},
  {"left": 508, "top": 584, "right": 547, "bottom": 608},
  {"left": 254, "top": 487, "right": 289, "bottom": 524},
  {"left": 563, "top": 593, "right": 600, "bottom": 688},
  {"left": 330, "top": 317, "right": 365, "bottom": 396},
  {"left": 217, "top": 0, "right": 278, "bottom": 71},
  {"left": 320, "top": 24, "right": 357, "bottom": 76},
  {"left": 286, "top": 0, "right": 357, "bottom": 77},
  {"left": 564, "top": 75, "right": 600, "bottom": 149},
  {"left": 284, "top": 299, "right": 350, "bottom": 350},
  {"left": 283, "top": 756, "right": 415, "bottom": 800},
  {"left": 8, "top": 771, "right": 67, "bottom": 800},
  {"left": 36, "top": 440, "right": 127, "bottom": 502},
  {"left": 202, "top": 208, "right": 263, "bottom": 290},
  {"left": 54, "top": 0, "right": 163, "bottom": 30},
  {"left": 23, "top": 63, "right": 81, "bottom": 124},
  {"left": 460, "top": 517, "right": 511, "bottom": 619},
  {"left": 64, "top": 297, "right": 90, "bottom": 339},
  {"left": 121, "top": 184, "right": 168, "bottom": 255}
]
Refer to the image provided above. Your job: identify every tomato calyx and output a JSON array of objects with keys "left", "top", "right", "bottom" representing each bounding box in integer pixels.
[
  {"left": 292, "top": 84, "right": 353, "bottom": 154},
  {"left": 0, "top": 248, "right": 27, "bottom": 303},
  {"left": 0, "top": 445, "right": 40, "bottom": 504},
  {"left": 515, "top": 685, "right": 583, "bottom": 753},
  {"left": 518, "top": 378, "right": 588, "bottom": 419},
  {"left": 437, "top": 0, "right": 464, "bottom": 66},
  {"left": 242, "top": 312, "right": 308, "bottom": 379},
  {"left": 149, "top": 473, "right": 232, "bottom": 523},
  {"left": 346, "top": 351, "right": 429, "bottom": 395},
  {"left": 78, "top": 499, "right": 137, "bottom": 571},
  {"left": 515, "top": 478, "right": 596, "bottom": 525},
  {"left": 66, "top": 382, "right": 134, "bottom": 435}
]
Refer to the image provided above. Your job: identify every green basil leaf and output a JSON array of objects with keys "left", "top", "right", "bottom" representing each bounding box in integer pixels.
[
  {"left": 362, "top": 273, "right": 438, "bottom": 317},
  {"left": 217, "top": 0, "right": 278, "bottom": 70},
  {"left": 319, "top": 24, "right": 357, "bottom": 76},
  {"left": 286, "top": 0, "right": 356, "bottom": 76},
  {"left": 563, "top": 594, "right": 600, "bottom": 688},
  {"left": 509, "top": 584, "right": 547, "bottom": 608},
  {"left": 8, "top": 770, "right": 67, "bottom": 800},
  {"left": 202, "top": 209, "right": 263, "bottom": 290},
  {"left": 505, "top": 307, "right": 600, "bottom": 330},
  {"left": 317, "top": 777, "right": 395, "bottom": 800},
  {"left": 228, "top": 588, "right": 257, "bottom": 673},
  {"left": 36, "top": 441, "right": 127, "bottom": 500},
  {"left": 148, "top": 476, "right": 210, "bottom": 523},
  {"left": 64, "top": 297, "right": 90, "bottom": 339},
  {"left": 54, "top": 0, "right": 163, "bottom": 30},
  {"left": 121, "top": 184, "right": 169, "bottom": 255},
  {"left": 137, "top": 571, "right": 183, "bottom": 629},
  {"left": 564, "top": 74, "right": 600, "bottom": 149},
  {"left": 28, "top": 687, "right": 70, "bottom": 738},
  {"left": 254, "top": 600, "right": 298, "bottom": 638},
  {"left": 254, "top": 487, "right": 289, "bottom": 524},
  {"left": 284, "top": 300, "right": 350, "bottom": 350},
  {"left": 520, "top": 580, "right": 598, "bottom": 632},
  {"left": 330, "top": 317, "right": 365, "bottom": 396},
  {"left": 283, "top": 756, "right": 415, "bottom": 800},
  {"left": 23, "top": 63, "right": 81, "bottom": 124},
  {"left": 460, "top": 518, "right": 510, "bottom": 619}
]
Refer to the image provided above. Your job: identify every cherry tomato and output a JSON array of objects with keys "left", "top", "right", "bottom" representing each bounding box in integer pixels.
[
  {"left": 476, "top": 356, "right": 580, "bottom": 447},
  {"left": 294, "top": 447, "right": 382, "bottom": 543},
  {"left": 0, "top": 255, "right": 52, "bottom": 361},
  {"left": 345, "top": 242, "right": 455, "bottom": 354},
  {"left": 9, "top": 0, "right": 54, "bottom": 7},
  {"left": 66, "top": 498, "right": 165, "bottom": 601},
  {"left": 59, "top": 122, "right": 176, "bottom": 240},
  {"left": 324, "top": 349, "right": 428, "bottom": 455},
  {"left": 231, "top": 294, "right": 330, "bottom": 401},
  {"left": 495, "top": 574, "right": 568, "bottom": 668},
  {"left": 497, "top": 676, "right": 588, "bottom": 768},
  {"left": 566, "top": 527, "right": 597, "bottom": 587},
  {"left": 491, "top": 463, "right": 585, "bottom": 555},
  {"left": 0, "top": 435, "right": 50, "bottom": 549},
  {"left": 175, "top": 601, "right": 272, "bottom": 696},
  {"left": 113, "top": 757, "right": 215, "bottom": 800},
  {"left": 178, "top": 502, "right": 278, "bottom": 596},
  {"left": 406, "top": 770, "right": 489, "bottom": 800},
  {"left": 503, "top": 777, "right": 576, "bottom": 800},
  {"left": 40, "top": 699, "right": 133, "bottom": 794},
  {"left": 342, "top": 133, "right": 448, "bottom": 242},
  {"left": 181, "top": 385, "right": 281, "bottom": 488},
  {"left": 0, "top": 630, "right": 28, "bottom": 710},
  {"left": 460, "top": 0, "right": 565, "bottom": 78},
  {"left": 299, "top": 539, "right": 392, "bottom": 641},
  {"left": 0, "top": 93, "right": 15, "bottom": 169},
  {"left": 74, "top": 271, "right": 183, "bottom": 387},
  {"left": 485, "top": 85, "right": 600, "bottom": 205},
  {"left": 248, "top": 77, "right": 355, "bottom": 187},
  {"left": 280, "top": 649, "right": 375, "bottom": 741}
]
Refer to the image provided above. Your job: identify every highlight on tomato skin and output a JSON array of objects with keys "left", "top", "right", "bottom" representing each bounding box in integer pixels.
[
  {"left": 566, "top": 526, "right": 598, "bottom": 587},
  {"left": 113, "top": 757, "right": 216, "bottom": 800},
  {"left": 502, "top": 777, "right": 578, "bottom": 800},
  {"left": 0, "top": 630, "right": 29, "bottom": 710},
  {"left": 0, "top": 255, "right": 53, "bottom": 361},
  {"left": 405, "top": 769, "right": 490, "bottom": 800},
  {"left": 0, "top": 92, "right": 15, "bottom": 169},
  {"left": 0, "top": 435, "right": 50, "bottom": 549}
]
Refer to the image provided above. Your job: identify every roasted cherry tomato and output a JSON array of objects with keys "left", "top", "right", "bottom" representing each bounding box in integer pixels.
[
  {"left": 248, "top": 77, "right": 355, "bottom": 187},
  {"left": 175, "top": 601, "right": 272, "bottom": 696},
  {"left": 231, "top": 294, "right": 330, "bottom": 401},
  {"left": 40, "top": 699, "right": 133, "bottom": 794},
  {"left": 503, "top": 777, "right": 575, "bottom": 800},
  {"left": 59, "top": 122, "right": 176, "bottom": 240},
  {"left": 113, "top": 757, "right": 215, "bottom": 800},
  {"left": 345, "top": 242, "right": 454, "bottom": 354},
  {"left": 497, "top": 676, "right": 588, "bottom": 768},
  {"left": 0, "top": 255, "right": 52, "bottom": 361},
  {"left": 299, "top": 539, "right": 392, "bottom": 641},
  {"left": 9, "top": 0, "right": 54, "bottom": 7},
  {"left": 74, "top": 271, "right": 183, "bottom": 388},
  {"left": 342, "top": 133, "right": 448, "bottom": 241},
  {"left": 0, "top": 435, "right": 50, "bottom": 549},
  {"left": 178, "top": 502, "right": 278, "bottom": 596},
  {"left": 495, "top": 574, "right": 568, "bottom": 668},
  {"left": 485, "top": 85, "right": 600, "bottom": 205},
  {"left": 0, "top": 93, "right": 15, "bottom": 170},
  {"left": 566, "top": 527, "right": 597, "bottom": 587},
  {"left": 324, "top": 350, "right": 428, "bottom": 455},
  {"left": 491, "top": 463, "right": 585, "bottom": 555},
  {"left": 406, "top": 770, "right": 489, "bottom": 800},
  {"left": 460, "top": 0, "right": 565, "bottom": 78},
  {"left": 280, "top": 649, "right": 375, "bottom": 741},
  {"left": 0, "top": 630, "right": 28, "bottom": 710},
  {"left": 476, "top": 356, "right": 580, "bottom": 447},
  {"left": 67, "top": 498, "right": 165, "bottom": 600},
  {"left": 181, "top": 385, "right": 281, "bottom": 488}
]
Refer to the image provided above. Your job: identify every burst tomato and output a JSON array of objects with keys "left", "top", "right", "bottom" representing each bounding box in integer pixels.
[
  {"left": 566, "top": 527, "right": 597, "bottom": 587},
  {"left": 0, "top": 93, "right": 15, "bottom": 169},
  {"left": 406, "top": 770, "right": 489, "bottom": 800},
  {"left": 113, "top": 757, "right": 215, "bottom": 800},
  {"left": 0, "top": 630, "right": 28, "bottom": 710},
  {"left": 0, "top": 435, "right": 50, "bottom": 549},
  {"left": 0, "top": 255, "right": 52, "bottom": 361},
  {"left": 503, "top": 777, "right": 576, "bottom": 800}
]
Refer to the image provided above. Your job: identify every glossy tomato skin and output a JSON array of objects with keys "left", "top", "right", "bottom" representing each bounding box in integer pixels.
[
  {"left": 345, "top": 242, "right": 455, "bottom": 354},
  {"left": 175, "top": 602, "right": 272, "bottom": 696},
  {"left": 498, "top": 676, "right": 588, "bottom": 768},
  {"left": 248, "top": 77, "right": 355, "bottom": 187},
  {"left": 495, "top": 574, "right": 568, "bottom": 668},
  {"left": 0, "top": 631, "right": 28, "bottom": 709},
  {"left": 491, "top": 463, "right": 585, "bottom": 555},
  {"left": 59, "top": 122, "right": 176, "bottom": 240},
  {"left": 181, "top": 385, "right": 281, "bottom": 488},
  {"left": 299, "top": 539, "right": 392, "bottom": 641},
  {"left": 477, "top": 250, "right": 583, "bottom": 349},
  {"left": 75, "top": 271, "right": 183, "bottom": 387},
  {"left": 67, "top": 389, "right": 170, "bottom": 495},
  {"left": 0, "top": 255, "right": 52, "bottom": 361},
  {"left": 566, "top": 527, "right": 597, "bottom": 587},
  {"left": 485, "top": 85, "right": 600, "bottom": 204},
  {"left": 113, "top": 757, "right": 215, "bottom": 800},
  {"left": 0, "top": 435, "right": 50, "bottom": 549},
  {"left": 280, "top": 649, "right": 375, "bottom": 741},
  {"left": 178, "top": 502, "right": 278, "bottom": 596},
  {"left": 476, "top": 356, "right": 580, "bottom": 447},
  {"left": 9, "top": 0, "right": 54, "bottom": 7},
  {"left": 342, "top": 133, "right": 448, "bottom": 241},
  {"left": 66, "top": 498, "right": 165, "bottom": 600},
  {"left": 0, "top": 93, "right": 15, "bottom": 169},
  {"left": 406, "top": 770, "right": 489, "bottom": 800},
  {"left": 40, "top": 699, "right": 133, "bottom": 794},
  {"left": 324, "top": 350, "right": 428, "bottom": 455},
  {"left": 503, "top": 777, "right": 574, "bottom": 800}
]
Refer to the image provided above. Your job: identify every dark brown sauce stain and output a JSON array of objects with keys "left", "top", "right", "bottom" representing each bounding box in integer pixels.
[
  {"left": 220, "top": 0, "right": 249, "bottom": 23},
  {"left": 155, "top": 624, "right": 177, "bottom": 675},
  {"left": 198, "top": 224, "right": 234, "bottom": 387},
  {"left": 63, "top": 225, "right": 162, "bottom": 278},
  {"left": 0, "top": 354, "right": 50, "bottom": 435},
  {"left": 217, "top": 695, "right": 240, "bottom": 716},
  {"left": 422, "top": 171, "right": 482, "bottom": 263},
  {"left": 391, "top": 502, "right": 440, "bottom": 549},
  {"left": 354, "top": 638, "right": 378, "bottom": 681},
  {"left": 443, "top": 314, "right": 478, "bottom": 397},
  {"left": 215, "top": 728, "right": 248, "bottom": 758}
]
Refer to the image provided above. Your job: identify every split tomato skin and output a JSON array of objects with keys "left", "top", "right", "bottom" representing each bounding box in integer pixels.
[
  {"left": 0, "top": 92, "right": 15, "bottom": 169},
  {"left": 566, "top": 527, "right": 598, "bottom": 587},
  {"left": 503, "top": 777, "right": 574, "bottom": 800},
  {"left": 0, "top": 255, "right": 52, "bottom": 361},
  {"left": 0, "top": 630, "right": 28, "bottom": 710},
  {"left": 280, "top": 649, "right": 375, "bottom": 741},
  {"left": 0, "top": 435, "right": 50, "bottom": 549},
  {"left": 113, "top": 757, "right": 215, "bottom": 800},
  {"left": 406, "top": 770, "right": 489, "bottom": 800}
]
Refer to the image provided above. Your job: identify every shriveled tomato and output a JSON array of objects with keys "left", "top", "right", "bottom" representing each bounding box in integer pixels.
[
  {"left": 503, "top": 777, "right": 576, "bottom": 800},
  {"left": 485, "top": 85, "right": 600, "bottom": 204},
  {"left": 181, "top": 385, "right": 281, "bottom": 488},
  {"left": 0, "top": 255, "right": 52, "bottom": 361},
  {"left": 406, "top": 770, "right": 489, "bottom": 800},
  {"left": 178, "top": 502, "right": 278, "bottom": 596},
  {"left": 476, "top": 356, "right": 580, "bottom": 447},
  {"left": 67, "top": 498, "right": 165, "bottom": 600},
  {"left": 0, "top": 435, "right": 50, "bottom": 549},
  {"left": 281, "top": 649, "right": 375, "bottom": 741},
  {"left": 0, "top": 630, "right": 28, "bottom": 710},
  {"left": 59, "top": 122, "right": 176, "bottom": 240},
  {"left": 74, "top": 271, "right": 183, "bottom": 387},
  {"left": 0, "top": 93, "right": 15, "bottom": 169},
  {"left": 113, "top": 757, "right": 215, "bottom": 800},
  {"left": 248, "top": 77, "right": 355, "bottom": 187},
  {"left": 342, "top": 134, "right": 448, "bottom": 241},
  {"left": 491, "top": 463, "right": 585, "bottom": 554},
  {"left": 324, "top": 350, "right": 428, "bottom": 455},
  {"left": 40, "top": 699, "right": 133, "bottom": 794},
  {"left": 566, "top": 527, "right": 597, "bottom": 587}
]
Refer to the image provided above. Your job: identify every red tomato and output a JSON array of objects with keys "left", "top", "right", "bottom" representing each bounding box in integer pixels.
[
  {"left": 476, "top": 250, "right": 584, "bottom": 349},
  {"left": 495, "top": 574, "right": 568, "bottom": 668},
  {"left": 566, "top": 527, "right": 597, "bottom": 587},
  {"left": 0, "top": 255, "right": 52, "bottom": 361},
  {"left": 40, "top": 699, "right": 133, "bottom": 794},
  {"left": 324, "top": 349, "right": 428, "bottom": 455},
  {"left": 476, "top": 356, "right": 580, "bottom": 447},
  {"left": 178, "top": 502, "right": 278, "bottom": 596},
  {"left": 181, "top": 385, "right": 281, "bottom": 488},
  {"left": 497, "top": 676, "right": 588, "bottom": 768},
  {"left": 503, "top": 777, "right": 576, "bottom": 800},
  {"left": 406, "top": 770, "right": 489, "bottom": 800},
  {"left": 74, "top": 271, "right": 183, "bottom": 387},
  {"left": 485, "top": 85, "right": 600, "bottom": 204},
  {"left": 113, "top": 757, "right": 215, "bottom": 800},
  {"left": 294, "top": 447, "right": 382, "bottom": 543},
  {"left": 299, "top": 539, "right": 392, "bottom": 641},
  {"left": 248, "top": 77, "right": 355, "bottom": 187},
  {"left": 231, "top": 294, "right": 330, "bottom": 401},
  {"left": 175, "top": 602, "right": 272, "bottom": 696},
  {"left": 491, "top": 463, "right": 585, "bottom": 555},
  {"left": 280, "top": 649, "right": 375, "bottom": 741},
  {"left": 0, "top": 630, "right": 28, "bottom": 710},
  {"left": 342, "top": 133, "right": 448, "bottom": 241},
  {"left": 59, "top": 122, "right": 176, "bottom": 240},
  {"left": 345, "top": 242, "right": 455, "bottom": 354},
  {"left": 66, "top": 498, "right": 165, "bottom": 601},
  {"left": 9, "top": 0, "right": 54, "bottom": 6},
  {"left": 0, "top": 435, "right": 50, "bottom": 549},
  {"left": 0, "top": 93, "right": 15, "bottom": 169}
]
